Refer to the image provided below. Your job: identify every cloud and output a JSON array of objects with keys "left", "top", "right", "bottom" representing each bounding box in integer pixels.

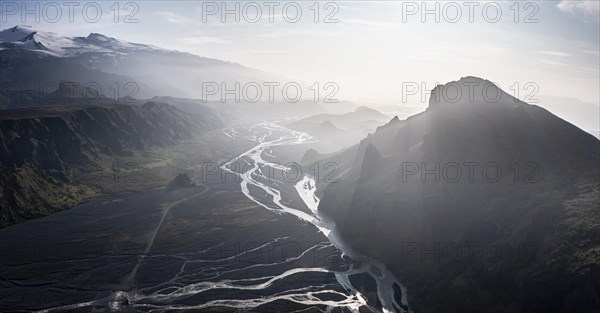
[
  {"left": 248, "top": 49, "right": 286, "bottom": 54},
  {"left": 557, "top": 1, "right": 600, "bottom": 23},
  {"left": 257, "top": 28, "right": 348, "bottom": 39},
  {"left": 343, "top": 19, "right": 399, "bottom": 30},
  {"left": 176, "top": 36, "right": 231, "bottom": 44},
  {"left": 538, "top": 51, "right": 572, "bottom": 57},
  {"left": 577, "top": 67, "right": 599, "bottom": 73},
  {"left": 538, "top": 59, "right": 568, "bottom": 67},
  {"left": 152, "top": 12, "right": 193, "bottom": 24}
]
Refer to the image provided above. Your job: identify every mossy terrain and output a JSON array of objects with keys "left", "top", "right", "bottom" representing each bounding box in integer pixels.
[
  {"left": 0, "top": 103, "right": 253, "bottom": 228},
  {"left": 0, "top": 134, "right": 253, "bottom": 228},
  {"left": 0, "top": 165, "right": 97, "bottom": 226}
]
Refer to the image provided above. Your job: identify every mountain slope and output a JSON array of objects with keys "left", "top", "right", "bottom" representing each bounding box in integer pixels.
[
  {"left": 318, "top": 76, "right": 600, "bottom": 312},
  {"left": 0, "top": 96, "right": 222, "bottom": 227}
]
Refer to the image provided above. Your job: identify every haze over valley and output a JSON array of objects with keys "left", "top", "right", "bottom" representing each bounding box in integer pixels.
[{"left": 0, "top": 1, "right": 599, "bottom": 312}]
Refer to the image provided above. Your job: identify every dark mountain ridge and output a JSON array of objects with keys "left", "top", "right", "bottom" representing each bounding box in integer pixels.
[
  {"left": 1, "top": 101, "right": 212, "bottom": 164},
  {"left": 318, "top": 76, "right": 600, "bottom": 312}
]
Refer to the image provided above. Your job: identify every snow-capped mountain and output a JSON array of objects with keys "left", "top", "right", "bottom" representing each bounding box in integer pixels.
[
  {"left": 1, "top": 25, "right": 152, "bottom": 57},
  {"left": 0, "top": 25, "right": 279, "bottom": 99}
]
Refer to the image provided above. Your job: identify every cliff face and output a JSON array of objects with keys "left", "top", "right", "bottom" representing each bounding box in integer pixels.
[
  {"left": 318, "top": 77, "right": 600, "bottom": 312},
  {"left": 0, "top": 101, "right": 222, "bottom": 227},
  {"left": 0, "top": 102, "right": 214, "bottom": 164}
]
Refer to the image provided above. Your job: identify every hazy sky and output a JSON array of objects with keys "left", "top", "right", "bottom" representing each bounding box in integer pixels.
[{"left": 3, "top": 0, "right": 599, "bottom": 105}]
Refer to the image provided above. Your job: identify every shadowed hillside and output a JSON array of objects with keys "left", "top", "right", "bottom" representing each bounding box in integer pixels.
[
  {"left": 0, "top": 90, "right": 224, "bottom": 227},
  {"left": 318, "top": 76, "right": 600, "bottom": 313}
]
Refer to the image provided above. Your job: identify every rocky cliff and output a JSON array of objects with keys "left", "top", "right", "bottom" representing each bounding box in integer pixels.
[
  {"left": 0, "top": 100, "right": 222, "bottom": 227},
  {"left": 318, "top": 77, "right": 600, "bottom": 312}
]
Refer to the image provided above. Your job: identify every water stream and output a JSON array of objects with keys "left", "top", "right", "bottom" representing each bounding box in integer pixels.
[
  {"left": 220, "top": 122, "right": 411, "bottom": 312},
  {"left": 35, "top": 122, "right": 411, "bottom": 313}
]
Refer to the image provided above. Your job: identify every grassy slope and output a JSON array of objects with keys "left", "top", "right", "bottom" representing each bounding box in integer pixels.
[{"left": 0, "top": 131, "right": 254, "bottom": 228}]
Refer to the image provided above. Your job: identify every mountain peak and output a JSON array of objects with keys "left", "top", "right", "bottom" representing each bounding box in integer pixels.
[
  {"left": 0, "top": 26, "right": 149, "bottom": 57},
  {"left": 319, "top": 120, "right": 337, "bottom": 128},
  {"left": 84, "top": 32, "right": 121, "bottom": 45},
  {"left": 9, "top": 25, "right": 35, "bottom": 32},
  {"left": 1, "top": 25, "right": 37, "bottom": 42},
  {"left": 349, "top": 106, "right": 389, "bottom": 121},
  {"left": 0, "top": 25, "right": 82, "bottom": 56},
  {"left": 457, "top": 75, "right": 490, "bottom": 84},
  {"left": 428, "top": 76, "right": 517, "bottom": 109},
  {"left": 0, "top": 26, "right": 278, "bottom": 100},
  {"left": 354, "top": 106, "right": 380, "bottom": 113},
  {"left": 87, "top": 32, "right": 110, "bottom": 40}
]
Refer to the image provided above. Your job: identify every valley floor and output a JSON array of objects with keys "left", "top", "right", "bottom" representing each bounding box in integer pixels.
[{"left": 0, "top": 179, "right": 351, "bottom": 312}]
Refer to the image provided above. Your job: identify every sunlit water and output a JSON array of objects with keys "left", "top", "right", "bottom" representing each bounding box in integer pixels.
[{"left": 220, "top": 122, "right": 411, "bottom": 312}]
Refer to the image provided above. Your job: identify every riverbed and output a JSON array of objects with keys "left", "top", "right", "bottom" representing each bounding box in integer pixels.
[{"left": 0, "top": 123, "right": 410, "bottom": 312}]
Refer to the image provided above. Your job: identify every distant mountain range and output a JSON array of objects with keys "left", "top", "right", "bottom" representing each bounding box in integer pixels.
[
  {"left": 0, "top": 81, "right": 330, "bottom": 127},
  {"left": 317, "top": 76, "right": 600, "bottom": 312},
  {"left": 290, "top": 106, "right": 389, "bottom": 130},
  {"left": 534, "top": 95, "right": 600, "bottom": 139},
  {"left": 288, "top": 106, "right": 390, "bottom": 148},
  {"left": 0, "top": 25, "right": 362, "bottom": 126},
  {"left": 0, "top": 25, "right": 280, "bottom": 99},
  {"left": 150, "top": 96, "right": 333, "bottom": 126}
]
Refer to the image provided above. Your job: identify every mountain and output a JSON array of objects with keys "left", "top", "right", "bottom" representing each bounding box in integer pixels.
[
  {"left": 0, "top": 25, "right": 279, "bottom": 100},
  {"left": 533, "top": 95, "right": 600, "bottom": 139},
  {"left": 1, "top": 101, "right": 216, "bottom": 164},
  {"left": 150, "top": 96, "right": 327, "bottom": 126},
  {"left": 292, "top": 106, "right": 390, "bottom": 130},
  {"left": 287, "top": 106, "right": 390, "bottom": 149},
  {"left": 288, "top": 120, "right": 345, "bottom": 139},
  {"left": 317, "top": 77, "right": 600, "bottom": 312},
  {"left": 301, "top": 148, "right": 326, "bottom": 164},
  {"left": 0, "top": 94, "right": 222, "bottom": 227},
  {"left": 1, "top": 80, "right": 129, "bottom": 110},
  {"left": 1, "top": 82, "right": 316, "bottom": 127},
  {"left": 322, "top": 100, "right": 360, "bottom": 114},
  {"left": 0, "top": 26, "right": 332, "bottom": 122},
  {"left": 168, "top": 173, "right": 196, "bottom": 188}
]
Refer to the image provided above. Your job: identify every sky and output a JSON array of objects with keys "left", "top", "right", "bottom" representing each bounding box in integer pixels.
[{"left": 2, "top": 0, "right": 599, "bottom": 106}]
